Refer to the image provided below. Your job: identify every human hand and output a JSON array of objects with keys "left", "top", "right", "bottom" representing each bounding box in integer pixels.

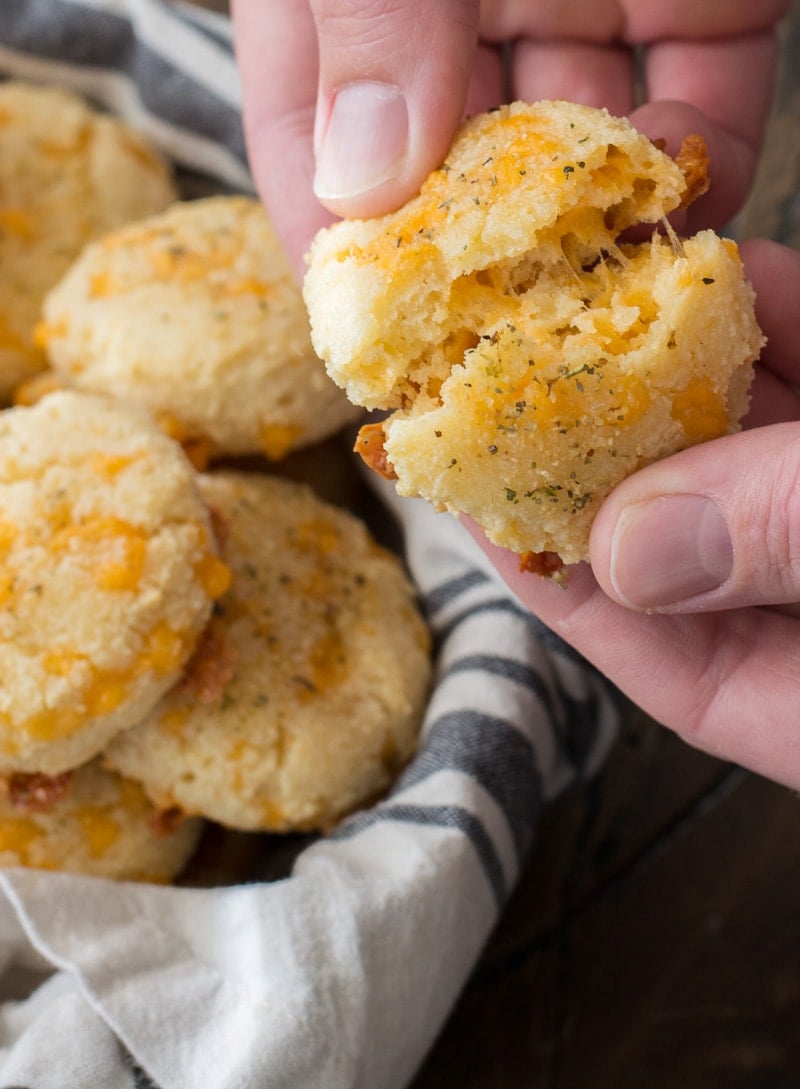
[
  {"left": 470, "top": 239, "right": 800, "bottom": 789},
  {"left": 231, "top": 0, "right": 789, "bottom": 278}
]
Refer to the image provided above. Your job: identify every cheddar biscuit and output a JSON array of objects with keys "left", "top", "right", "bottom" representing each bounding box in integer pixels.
[
  {"left": 0, "top": 762, "right": 203, "bottom": 882},
  {"left": 304, "top": 100, "right": 764, "bottom": 565},
  {"left": 105, "top": 471, "right": 432, "bottom": 832},
  {"left": 0, "top": 391, "right": 229, "bottom": 774},
  {"left": 0, "top": 80, "right": 176, "bottom": 400},
  {"left": 40, "top": 195, "right": 361, "bottom": 461}
]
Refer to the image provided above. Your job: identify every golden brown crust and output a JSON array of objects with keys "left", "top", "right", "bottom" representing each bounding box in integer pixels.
[
  {"left": 518, "top": 550, "right": 566, "bottom": 580},
  {"left": 0, "top": 759, "right": 203, "bottom": 880},
  {"left": 148, "top": 805, "right": 188, "bottom": 838},
  {"left": 354, "top": 421, "right": 397, "bottom": 480},
  {"left": 5, "top": 771, "right": 73, "bottom": 813},
  {"left": 180, "top": 629, "right": 238, "bottom": 705},
  {"left": 675, "top": 133, "right": 711, "bottom": 209}
]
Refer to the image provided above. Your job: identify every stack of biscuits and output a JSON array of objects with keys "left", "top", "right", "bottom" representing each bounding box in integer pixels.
[{"left": 0, "top": 82, "right": 432, "bottom": 883}]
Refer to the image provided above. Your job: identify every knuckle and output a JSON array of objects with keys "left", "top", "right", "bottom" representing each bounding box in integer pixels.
[
  {"left": 310, "top": 0, "right": 476, "bottom": 58},
  {"left": 310, "top": 0, "right": 415, "bottom": 46}
]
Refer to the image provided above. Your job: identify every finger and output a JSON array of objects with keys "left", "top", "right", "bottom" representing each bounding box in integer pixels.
[
  {"left": 740, "top": 240, "right": 800, "bottom": 388},
  {"left": 645, "top": 30, "right": 778, "bottom": 155},
  {"left": 479, "top": 0, "right": 789, "bottom": 44},
  {"left": 628, "top": 100, "right": 757, "bottom": 231},
  {"left": 589, "top": 423, "right": 800, "bottom": 613},
  {"left": 310, "top": 0, "right": 479, "bottom": 218},
  {"left": 637, "top": 32, "right": 778, "bottom": 229},
  {"left": 621, "top": 0, "right": 790, "bottom": 40},
  {"left": 470, "top": 529, "right": 800, "bottom": 790},
  {"left": 511, "top": 40, "right": 634, "bottom": 117},
  {"left": 232, "top": 0, "right": 333, "bottom": 279},
  {"left": 479, "top": 0, "right": 625, "bottom": 43},
  {"left": 464, "top": 42, "right": 505, "bottom": 118},
  {"left": 743, "top": 368, "right": 800, "bottom": 430}
]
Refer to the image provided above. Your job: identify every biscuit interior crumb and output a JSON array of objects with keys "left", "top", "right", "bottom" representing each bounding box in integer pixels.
[{"left": 305, "top": 100, "right": 764, "bottom": 563}]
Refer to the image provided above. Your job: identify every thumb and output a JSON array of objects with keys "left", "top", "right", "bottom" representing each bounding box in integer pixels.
[
  {"left": 310, "top": 0, "right": 479, "bottom": 218},
  {"left": 590, "top": 423, "right": 800, "bottom": 613}
]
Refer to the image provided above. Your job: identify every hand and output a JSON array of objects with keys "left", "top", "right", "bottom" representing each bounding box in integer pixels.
[
  {"left": 231, "top": 0, "right": 789, "bottom": 277},
  {"left": 471, "top": 239, "right": 800, "bottom": 789}
]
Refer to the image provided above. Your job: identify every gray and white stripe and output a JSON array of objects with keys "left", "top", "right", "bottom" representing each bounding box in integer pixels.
[{"left": 0, "top": 0, "right": 251, "bottom": 188}]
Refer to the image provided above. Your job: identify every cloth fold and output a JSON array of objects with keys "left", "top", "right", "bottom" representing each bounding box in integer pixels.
[{"left": 0, "top": 3, "right": 621, "bottom": 1086}]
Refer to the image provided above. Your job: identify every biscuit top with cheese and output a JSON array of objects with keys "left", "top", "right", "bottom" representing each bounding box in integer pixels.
[
  {"left": 0, "top": 761, "right": 203, "bottom": 882},
  {"left": 0, "top": 390, "right": 229, "bottom": 774},
  {"left": 0, "top": 80, "right": 176, "bottom": 400},
  {"left": 106, "top": 470, "right": 432, "bottom": 833},
  {"left": 40, "top": 195, "right": 361, "bottom": 461}
]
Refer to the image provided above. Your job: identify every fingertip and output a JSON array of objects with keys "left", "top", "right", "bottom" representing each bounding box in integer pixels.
[
  {"left": 590, "top": 425, "right": 800, "bottom": 615},
  {"left": 312, "top": 81, "right": 410, "bottom": 212},
  {"left": 311, "top": 79, "right": 464, "bottom": 221},
  {"left": 588, "top": 488, "right": 627, "bottom": 606},
  {"left": 310, "top": 0, "right": 479, "bottom": 221},
  {"left": 311, "top": 63, "right": 503, "bottom": 223},
  {"left": 599, "top": 495, "right": 734, "bottom": 612},
  {"left": 587, "top": 453, "right": 731, "bottom": 614}
]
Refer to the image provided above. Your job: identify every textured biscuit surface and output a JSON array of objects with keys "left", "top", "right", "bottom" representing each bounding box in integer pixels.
[
  {"left": 305, "top": 100, "right": 764, "bottom": 564},
  {"left": 0, "top": 80, "right": 176, "bottom": 399},
  {"left": 0, "top": 391, "right": 229, "bottom": 774},
  {"left": 0, "top": 762, "right": 203, "bottom": 882},
  {"left": 105, "top": 471, "right": 432, "bottom": 832},
  {"left": 41, "top": 195, "right": 361, "bottom": 460}
]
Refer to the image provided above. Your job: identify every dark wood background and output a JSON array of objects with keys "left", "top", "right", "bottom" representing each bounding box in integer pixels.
[{"left": 189, "top": 3, "right": 800, "bottom": 1084}]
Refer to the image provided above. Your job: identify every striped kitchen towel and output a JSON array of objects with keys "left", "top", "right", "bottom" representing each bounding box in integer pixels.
[{"left": 0, "top": 3, "right": 621, "bottom": 1087}]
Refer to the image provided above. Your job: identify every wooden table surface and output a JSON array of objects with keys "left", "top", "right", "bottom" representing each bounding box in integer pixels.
[{"left": 189, "top": 2, "right": 800, "bottom": 1084}]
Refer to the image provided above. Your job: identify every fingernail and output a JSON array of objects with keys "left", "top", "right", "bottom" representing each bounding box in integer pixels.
[
  {"left": 314, "top": 81, "right": 408, "bottom": 201},
  {"left": 610, "top": 495, "right": 733, "bottom": 609}
]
